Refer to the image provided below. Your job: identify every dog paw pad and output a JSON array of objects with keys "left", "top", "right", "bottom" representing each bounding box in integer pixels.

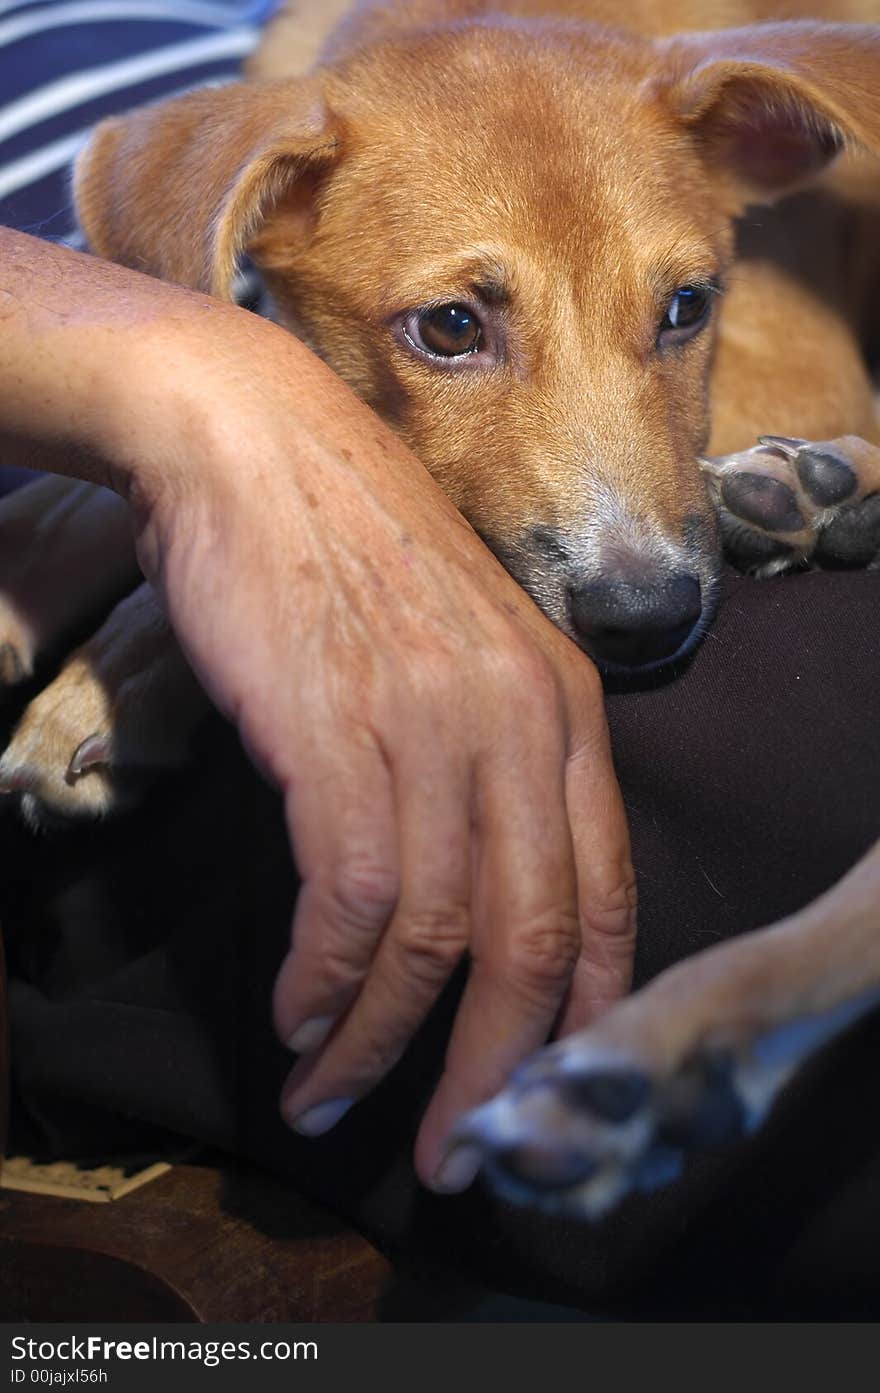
[
  {"left": 490, "top": 1143, "right": 600, "bottom": 1193},
  {"left": 756, "top": 436, "right": 858, "bottom": 507},
  {"left": 718, "top": 470, "right": 805, "bottom": 533},
  {"left": 814, "top": 493, "right": 880, "bottom": 566},
  {"left": 797, "top": 450, "right": 857, "bottom": 506},
  {"left": 558, "top": 1067, "right": 652, "bottom": 1122},
  {"left": 655, "top": 1051, "right": 748, "bottom": 1149}
]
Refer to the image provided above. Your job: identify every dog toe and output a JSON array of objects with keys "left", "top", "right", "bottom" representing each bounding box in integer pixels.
[{"left": 813, "top": 494, "right": 880, "bottom": 567}]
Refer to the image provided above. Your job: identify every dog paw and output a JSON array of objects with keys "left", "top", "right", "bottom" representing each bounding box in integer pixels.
[
  {"left": 454, "top": 1039, "right": 753, "bottom": 1217},
  {"left": 702, "top": 434, "right": 880, "bottom": 574},
  {"left": 456, "top": 983, "right": 878, "bottom": 1218},
  {"left": 0, "top": 606, "right": 34, "bottom": 688},
  {"left": 0, "top": 656, "right": 122, "bottom": 826},
  {"left": 0, "top": 584, "right": 208, "bottom": 829}
]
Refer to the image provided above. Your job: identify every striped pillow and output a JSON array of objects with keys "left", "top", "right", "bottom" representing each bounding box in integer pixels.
[{"left": 0, "top": 0, "right": 280, "bottom": 243}]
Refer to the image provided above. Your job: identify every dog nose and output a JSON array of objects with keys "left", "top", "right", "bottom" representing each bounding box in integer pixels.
[{"left": 569, "top": 572, "right": 702, "bottom": 668}]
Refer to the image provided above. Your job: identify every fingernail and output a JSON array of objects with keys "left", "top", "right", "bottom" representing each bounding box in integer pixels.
[
  {"left": 428, "top": 1144, "right": 482, "bottom": 1195},
  {"left": 287, "top": 1014, "right": 336, "bottom": 1054},
  {"left": 287, "top": 1097, "right": 353, "bottom": 1136}
]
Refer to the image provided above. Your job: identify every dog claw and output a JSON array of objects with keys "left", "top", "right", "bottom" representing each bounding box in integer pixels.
[
  {"left": 756, "top": 434, "right": 807, "bottom": 457},
  {"left": 67, "top": 733, "right": 111, "bottom": 780}
]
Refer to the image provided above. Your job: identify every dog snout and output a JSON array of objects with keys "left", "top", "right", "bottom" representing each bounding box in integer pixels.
[{"left": 568, "top": 570, "right": 702, "bottom": 670}]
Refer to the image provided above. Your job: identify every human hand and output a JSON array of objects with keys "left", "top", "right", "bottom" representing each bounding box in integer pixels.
[
  {"left": 0, "top": 232, "right": 636, "bottom": 1191},
  {"left": 128, "top": 308, "right": 636, "bottom": 1192}
]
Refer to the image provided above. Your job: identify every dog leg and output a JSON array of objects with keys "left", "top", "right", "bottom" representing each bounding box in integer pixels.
[
  {"left": 458, "top": 839, "right": 880, "bottom": 1217},
  {"left": 703, "top": 435, "right": 880, "bottom": 575},
  {"left": 0, "top": 475, "right": 138, "bottom": 684},
  {"left": 0, "top": 583, "right": 207, "bottom": 828}
]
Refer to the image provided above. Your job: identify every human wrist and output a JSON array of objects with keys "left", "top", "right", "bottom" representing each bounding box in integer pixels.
[{"left": 0, "top": 230, "right": 190, "bottom": 492}]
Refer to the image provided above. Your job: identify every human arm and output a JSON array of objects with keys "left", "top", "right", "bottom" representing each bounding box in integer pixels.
[{"left": 0, "top": 227, "right": 636, "bottom": 1188}]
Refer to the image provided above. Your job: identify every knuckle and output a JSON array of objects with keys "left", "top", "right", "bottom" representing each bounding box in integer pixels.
[
  {"left": 508, "top": 641, "right": 554, "bottom": 692},
  {"left": 322, "top": 857, "right": 399, "bottom": 933},
  {"left": 349, "top": 1031, "right": 406, "bottom": 1086},
  {"left": 326, "top": 1017, "right": 415, "bottom": 1092},
  {"left": 501, "top": 644, "right": 561, "bottom": 719},
  {"left": 302, "top": 942, "right": 366, "bottom": 1000},
  {"left": 395, "top": 903, "right": 470, "bottom": 979},
  {"left": 582, "top": 863, "right": 639, "bottom": 940},
  {"left": 402, "top": 642, "right": 465, "bottom": 709},
  {"left": 501, "top": 909, "right": 582, "bottom": 991}
]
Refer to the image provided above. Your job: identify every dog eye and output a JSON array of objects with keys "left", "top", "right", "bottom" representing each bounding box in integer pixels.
[
  {"left": 660, "top": 285, "right": 712, "bottom": 339},
  {"left": 405, "top": 303, "right": 483, "bottom": 358}
]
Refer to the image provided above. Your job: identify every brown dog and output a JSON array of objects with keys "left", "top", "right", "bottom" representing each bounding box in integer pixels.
[{"left": 0, "top": 0, "right": 878, "bottom": 1210}]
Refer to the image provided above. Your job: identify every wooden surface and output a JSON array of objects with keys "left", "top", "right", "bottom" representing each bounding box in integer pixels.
[
  {"left": 0, "top": 1161, "right": 393, "bottom": 1321},
  {"left": 0, "top": 773, "right": 393, "bottom": 1324}
]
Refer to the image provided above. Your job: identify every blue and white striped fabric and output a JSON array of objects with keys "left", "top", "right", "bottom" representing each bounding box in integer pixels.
[{"left": 0, "top": 0, "right": 280, "bottom": 242}]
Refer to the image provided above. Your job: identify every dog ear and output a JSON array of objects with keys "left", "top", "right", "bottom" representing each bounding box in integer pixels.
[
  {"left": 74, "top": 79, "right": 339, "bottom": 298},
  {"left": 655, "top": 22, "right": 880, "bottom": 205}
]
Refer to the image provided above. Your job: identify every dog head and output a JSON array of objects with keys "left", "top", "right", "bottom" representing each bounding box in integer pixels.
[{"left": 75, "top": 17, "right": 880, "bottom": 670}]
